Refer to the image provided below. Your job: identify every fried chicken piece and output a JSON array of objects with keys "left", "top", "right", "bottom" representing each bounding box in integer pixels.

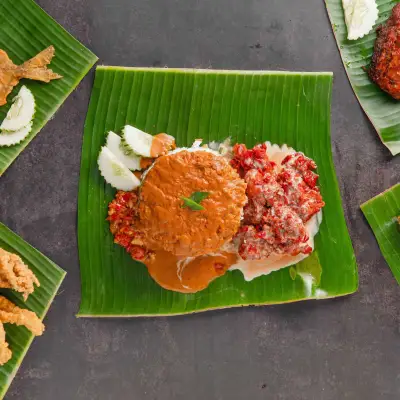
[
  {"left": 0, "top": 248, "right": 40, "bottom": 300},
  {"left": 0, "top": 46, "right": 62, "bottom": 105},
  {"left": 0, "top": 296, "right": 44, "bottom": 336},
  {"left": 369, "top": 4, "right": 400, "bottom": 99},
  {"left": 0, "top": 322, "right": 12, "bottom": 366}
]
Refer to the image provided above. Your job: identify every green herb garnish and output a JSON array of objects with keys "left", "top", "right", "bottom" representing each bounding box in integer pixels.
[{"left": 181, "top": 191, "right": 209, "bottom": 211}]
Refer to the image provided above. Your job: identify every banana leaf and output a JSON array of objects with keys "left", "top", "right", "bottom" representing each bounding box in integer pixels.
[
  {"left": 0, "top": 222, "right": 66, "bottom": 399},
  {"left": 78, "top": 67, "right": 358, "bottom": 317},
  {"left": 0, "top": 0, "right": 98, "bottom": 176},
  {"left": 325, "top": 0, "right": 400, "bottom": 155},
  {"left": 361, "top": 183, "right": 400, "bottom": 284}
]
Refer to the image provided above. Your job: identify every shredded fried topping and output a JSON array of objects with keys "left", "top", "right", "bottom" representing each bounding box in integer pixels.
[
  {"left": 0, "top": 46, "right": 62, "bottom": 106},
  {"left": 0, "top": 296, "right": 44, "bottom": 337},
  {"left": 0, "top": 248, "right": 40, "bottom": 300},
  {"left": 0, "top": 322, "right": 11, "bottom": 366}
]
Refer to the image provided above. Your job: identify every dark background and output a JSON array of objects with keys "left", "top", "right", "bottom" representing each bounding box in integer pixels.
[{"left": 1, "top": 0, "right": 399, "bottom": 399}]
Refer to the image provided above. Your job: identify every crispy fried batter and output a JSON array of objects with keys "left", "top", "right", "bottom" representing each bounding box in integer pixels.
[
  {"left": 0, "top": 296, "right": 44, "bottom": 365},
  {"left": 0, "top": 322, "right": 12, "bottom": 366},
  {"left": 0, "top": 45, "right": 62, "bottom": 105},
  {"left": 0, "top": 296, "right": 44, "bottom": 336},
  {"left": 0, "top": 248, "right": 40, "bottom": 300},
  {"left": 369, "top": 4, "right": 400, "bottom": 99}
]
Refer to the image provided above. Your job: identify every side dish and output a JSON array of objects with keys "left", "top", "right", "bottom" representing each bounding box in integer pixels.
[
  {"left": 99, "top": 126, "right": 325, "bottom": 293},
  {"left": 0, "top": 46, "right": 61, "bottom": 106},
  {"left": 0, "top": 46, "right": 63, "bottom": 148},
  {"left": 0, "top": 248, "right": 44, "bottom": 365},
  {"left": 369, "top": 4, "right": 400, "bottom": 99},
  {"left": 342, "top": 0, "right": 378, "bottom": 40}
]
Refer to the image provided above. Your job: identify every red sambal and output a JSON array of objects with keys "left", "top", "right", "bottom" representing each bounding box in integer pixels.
[{"left": 230, "top": 143, "right": 325, "bottom": 261}]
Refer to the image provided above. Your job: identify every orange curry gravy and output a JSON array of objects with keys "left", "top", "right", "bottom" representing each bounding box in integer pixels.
[
  {"left": 150, "top": 133, "right": 176, "bottom": 157},
  {"left": 107, "top": 149, "right": 247, "bottom": 293},
  {"left": 146, "top": 251, "right": 238, "bottom": 293}
]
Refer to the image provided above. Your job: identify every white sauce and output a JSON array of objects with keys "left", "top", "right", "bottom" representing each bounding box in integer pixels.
[
  {"left": 315, "top": 288, "right": 328, "bottom": 299},
  {"left": 298, "top": 273, "right": 314, "bottom": 297},
  {"left": 176, "top": 257, "right": 193, "bottom": 289}
]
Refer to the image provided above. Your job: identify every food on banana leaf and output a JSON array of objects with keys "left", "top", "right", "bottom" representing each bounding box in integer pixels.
[
  {"left": 0, "top": 86, "right": 35, "bottom": 132},
  {"left": 369, "top": 4, "right": 400, "bottom": 99},
  {"left": 0, "top": 86, "right": 35, "bottom": 147},
  {"left": 0, "top": 248, "right": 44, "bottom": 365},
  {"left": 122, "top": 125, "right": 176, "bottom": 158},
  {"left": 342, "top": 0, "right": 378, "bottom": 40},
  {"left": 106, "top": 134, "right": 325, "bottom": 293},
  {"left": 0, "top": 248, "right": 40, "bottom": 300},
  {"left": 0, "top": 122, "right": 32, "bottom": 147},
  {"left": 106, "top": 131, "right": 141, "bottom": 171},
  {"left": 98, "top": 125, "right": 176, "bottom": 189},
  {"left": 98, "top": 146, "right": 141, "bottom": 191},
  {"left": 0, "top": 46, "right": 62, "bottom": 106},
  {"left": 0, "top": 296, "right": 44, "bottom": 365}
]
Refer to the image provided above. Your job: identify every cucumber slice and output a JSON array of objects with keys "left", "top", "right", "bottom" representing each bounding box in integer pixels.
[
  {"left": 122, "top": 125, "right": 153, "bottom": 157},
  {"left": 0, "top": 86, "right": 35, "bottom": 131},
  {"left": 106, "top": 131, "right": 141, "bottom": 171},
  {"left": 0, "top": 122, "right": 33, "bottom": 147},
  {"left": 98, "top": 147, "right": 140, "bottom": 191}
]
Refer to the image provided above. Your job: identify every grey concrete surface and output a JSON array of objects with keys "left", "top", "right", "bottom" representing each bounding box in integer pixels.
[{"left": 0, "top": 0, "right": 399, "bottom": 399}]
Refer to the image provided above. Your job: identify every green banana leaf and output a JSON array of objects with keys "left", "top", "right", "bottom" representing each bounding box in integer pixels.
[
  {"left": 361, "top": 183, "right": 400, "bottom": 284},
  {"left": 78, "top": 67, "right": 358, "bottom": 317},
  {"left": 0, "top": 0, "right": 98, "bottom": 176},
  {"left": 325, "top": 0, "right": 400, "bottom": 155},
  {"left": 0, "top": 222, "right": 66, "bottom": 399}
]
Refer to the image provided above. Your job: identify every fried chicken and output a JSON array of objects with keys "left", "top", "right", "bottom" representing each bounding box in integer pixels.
[
  {"left": 369, "top": 4, "right": 400, "bottom": 99},
  {"left": 0, "top": 322, "right": 12, "bottom": 366},
  {"left": 0, "top": 46, "right": 62, "bottom": 105},
  {"left": 0, "top": 296, "right": 44, "bottom": 336},
  {"left": 0, "top": 248, "right": 40, "bottom": 300},
  {"left": 0, "top": 296, "right": 44, "bottom": 365}
]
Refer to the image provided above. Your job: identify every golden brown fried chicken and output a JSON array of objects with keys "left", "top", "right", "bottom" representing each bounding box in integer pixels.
[
  {"left": 0, "top": 46, "right": 62, "bottom": 105},
  {"left": 0, "top": 296, "right": 44, "bottom": 336},
  {"left": 0, "top": 248, "right": 40, "bottom": 300},
  {"left": 0, "top": 322, "right": 12, "bottom": 366},
  {"left": 369, "top": 4, "right": 400, "bottom": 99}
]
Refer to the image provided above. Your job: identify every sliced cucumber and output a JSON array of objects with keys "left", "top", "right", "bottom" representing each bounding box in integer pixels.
[
  {"left": 0, "top": 86, "right": 35, "bottom": 131},
  {"left": 106, "top": 131, "right": 141, "bottom": 171},
  {"left": 98, "top": 147, "right": 140, "bottom": 191},
  {"left": 122, "top": 125, "right": 153, "bottom": 157},
  {"left": 0, "top": 122, "right": 33, "bottom": 147}
]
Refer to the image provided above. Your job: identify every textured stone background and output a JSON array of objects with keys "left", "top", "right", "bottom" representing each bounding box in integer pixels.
[{"left": 0, "top": 0, "right": 399, "bottom": 399}]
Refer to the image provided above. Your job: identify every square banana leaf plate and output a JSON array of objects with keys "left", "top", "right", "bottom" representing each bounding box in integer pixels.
[
  {"left": 0, "top": 222, "right": 65, "bottom": 399},
  {"left": 0, "top": 0, "right": 98, "bottom": 175},
  {"left": 78, "top": 67, "right": 358, "bottom": 317},
  {"left": 361, "top": 183, "right": 400, "bottom": 284}
]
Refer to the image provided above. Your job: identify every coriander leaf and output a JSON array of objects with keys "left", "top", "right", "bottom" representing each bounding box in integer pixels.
[
  {"left": 180, "top": 191, "right": 210, "bottom": 211},
  {"left": 191, "top": 191, "right": 209, "bottom": 203},
  {"left": 181, "top": 196, "right": 204, "bottom": 211}
]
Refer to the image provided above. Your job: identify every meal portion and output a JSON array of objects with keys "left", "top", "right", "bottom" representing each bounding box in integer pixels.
[
  {"left": 0, "top": 248, "right": 44, "bottom": 365},
  {"left": 0, "top": 46, "right": 62, "bottom": 147},
  {"left": 343, "top": 1, "right": 400, "bottom": 101},
  {"left": 342, "top": 1, "right": 400, "bottom": 100},
  {"left": 99, "top": 126, "right": 325, "bottom": 293},
  {"left": 368, "top": 4, "right": 400, "bottom": 100}
]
